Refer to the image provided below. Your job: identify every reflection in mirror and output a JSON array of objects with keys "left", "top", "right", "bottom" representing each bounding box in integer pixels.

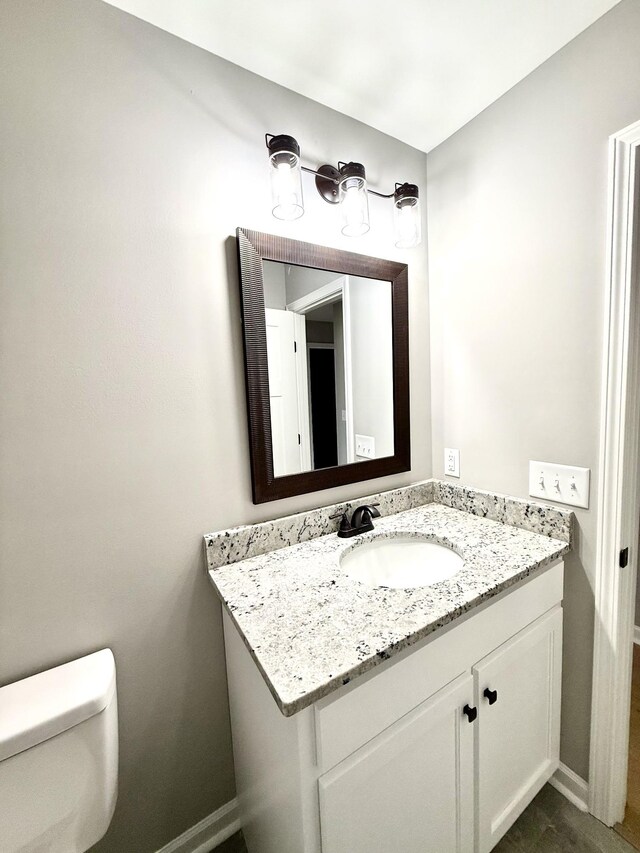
[{"left": 262, "top": 261, "right": 394, "bottom": 478}]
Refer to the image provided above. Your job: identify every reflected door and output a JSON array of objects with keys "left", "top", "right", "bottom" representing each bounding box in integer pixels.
[{"left": 265, "top": 309, "right": 303, "bottom": 477}]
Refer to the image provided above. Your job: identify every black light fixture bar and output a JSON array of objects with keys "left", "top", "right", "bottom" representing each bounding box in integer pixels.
[
  {"left": 265, "top": 133, "right": 421, "bottom": 246},
  {"left": 269, "top": 145, "right": 400, "bottom": 201},
  {"left": 300, "top": 165, "right": 397, "bottom": 200},
  {"left": 368, "top": 188, "right": 396, "bottom": 199},
  {"left": 300, "top": 164, "right": 337, "bottom": 181}
]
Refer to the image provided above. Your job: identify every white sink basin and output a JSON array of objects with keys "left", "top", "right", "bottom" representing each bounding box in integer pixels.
[{"left": 340, "top": 535, "right": 463, "bottom": 589}]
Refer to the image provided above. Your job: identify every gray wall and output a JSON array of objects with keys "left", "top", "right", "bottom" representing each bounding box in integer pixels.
[
  {"left": 334, "top": 301, "right": 348, "bottom": 465},
  {"left": 262, "top": 261, "right": 286, "bottom": 309},
  {"left": 284, "top": 266, "right": 344, "bottom": 304},
  {"left": 0, "top": 2, "right": 430, "bottom": 851},
  {"left": 427, "top": 0, "right": 640, "bottom": 780},
  {"left": 349, "top": 277, "right": 395, "bottom": 460},
  {"left": 306, "top": 320, "right": 334, "bottom": 344}
]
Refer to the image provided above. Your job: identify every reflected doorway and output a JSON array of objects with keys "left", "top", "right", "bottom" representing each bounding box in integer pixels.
[{"left": 308, "top": 346, "right": 338, "bottom": 470}]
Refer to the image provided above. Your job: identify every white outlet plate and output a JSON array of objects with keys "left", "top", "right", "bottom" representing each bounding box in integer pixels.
[
  {"left": 444, "top": 448, "right": 460, "bottom": 478},
  {"left": 528, "top": 460, "right": 590, "bottom": 509},
  {"left": 355, "top": 434, "right": 375, "bottom": 459}
]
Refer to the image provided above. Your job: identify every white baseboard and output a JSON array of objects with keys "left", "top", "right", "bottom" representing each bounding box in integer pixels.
[
  {"left": 155, "top": 798, "right": 240, "bottom": 853},
  {"left": 549, "top": 762, "right": 589, "bottom": 812},
  {"left": 634, "top": 625, "right": 640, "bottom": 645}
]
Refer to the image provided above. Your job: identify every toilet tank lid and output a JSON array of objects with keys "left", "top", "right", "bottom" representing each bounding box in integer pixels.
[{"left": 0, "top": 649, "right": 116, "bottom": 762}]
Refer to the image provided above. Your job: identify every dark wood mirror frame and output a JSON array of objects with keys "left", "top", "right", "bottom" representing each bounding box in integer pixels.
[{"left": 237, "top": 227, "right": 410, "bottom": 504}]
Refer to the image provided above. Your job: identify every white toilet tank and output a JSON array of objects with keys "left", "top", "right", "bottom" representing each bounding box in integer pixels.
[{"left": 0, "top": 648, "right": 118, "bottom": 853}]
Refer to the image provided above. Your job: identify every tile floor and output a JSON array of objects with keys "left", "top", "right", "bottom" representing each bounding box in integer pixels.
[
  {"left": 216, "top": 784, "right": 638, "bottom": 852},
  {"left": 494, "top": 784, "right": 635, "bottom": 852}
]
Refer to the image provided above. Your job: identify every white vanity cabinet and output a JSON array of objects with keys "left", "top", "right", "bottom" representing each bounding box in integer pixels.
[
  {"left": 318, "top": 673, "right": 475, "bottom": 853},
  {"left": 474, "top": 607, "right": 562, "bottom": 853},
  {"left": 222, "top": 560, "right": 564, "bottom": 853}
]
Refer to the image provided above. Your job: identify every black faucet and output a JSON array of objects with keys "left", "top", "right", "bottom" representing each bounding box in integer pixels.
[{"left": 330, "top": 504, "right": 381, "bottom": 538}]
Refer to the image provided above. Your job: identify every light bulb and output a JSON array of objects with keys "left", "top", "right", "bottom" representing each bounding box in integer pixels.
[
  {"left": 267, "top": 135, "right": 304, "bottom": 221},
  {"left": 393, "top": 183, "right": 421, "bottom": 248},
  {"left": 342, "top": 185, "right": 369, "bottom": 236},
  {"left": 271, "top": 162, "right": 302, "bottom": 220},
  {"left": 338, "top": 163, "right": 369, "bottom": 237}
]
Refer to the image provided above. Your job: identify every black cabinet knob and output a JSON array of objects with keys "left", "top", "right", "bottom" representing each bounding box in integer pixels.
[
  {"left": 483, "top": 687, "right": 498, "bottom": 705},
  {"left": 463, "top": 704, "right": 477, "bottom": 723}
]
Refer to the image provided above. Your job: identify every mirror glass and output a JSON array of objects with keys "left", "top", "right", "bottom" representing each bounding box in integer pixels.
[{"left": 262, "top": 260, "right": 394, "bottom": 478}]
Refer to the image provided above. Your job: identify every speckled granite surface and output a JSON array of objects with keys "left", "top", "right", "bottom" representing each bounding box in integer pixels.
[
  {"left": 204, "top": 481, "right": 435, "bottom": 570},
  {"left": 205, "top": 480, "right": 571, "bottom": 570},
  {"left": 208, "top": 502, "right": 570, "bottom": 716},
  {"left": 434, "top": 482, "right": 572, "bottom": 543}
]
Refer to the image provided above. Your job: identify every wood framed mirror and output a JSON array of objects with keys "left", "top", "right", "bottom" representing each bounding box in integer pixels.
[{"left": 237, "top": 227, "right": 410, "bottom": 504}]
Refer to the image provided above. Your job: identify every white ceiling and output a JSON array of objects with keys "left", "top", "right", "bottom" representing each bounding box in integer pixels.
[{"left": 103, "top": 0, "right": 620, "bottom": 152}]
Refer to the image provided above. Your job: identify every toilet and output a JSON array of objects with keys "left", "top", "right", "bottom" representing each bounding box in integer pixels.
[{"left": 0, "top": 649, "right": 118, "bottom": 853}]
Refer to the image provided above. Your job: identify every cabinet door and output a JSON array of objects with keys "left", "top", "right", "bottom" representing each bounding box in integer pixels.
[
  {"left": 474, "top": 607, "right": 562, "bottom": 853},
  {"left": 318, "top": 672, "right": 475, "bottom": 853}
]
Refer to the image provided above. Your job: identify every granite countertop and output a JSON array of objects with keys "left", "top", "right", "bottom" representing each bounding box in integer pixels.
[{"left": 208, "top": 500, "right": 570, "bottom": 716}]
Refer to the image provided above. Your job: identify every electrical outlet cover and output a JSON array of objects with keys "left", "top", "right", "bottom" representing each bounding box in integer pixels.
[{"left": 444, "top": 448, "right": 460, "bottom": 478}]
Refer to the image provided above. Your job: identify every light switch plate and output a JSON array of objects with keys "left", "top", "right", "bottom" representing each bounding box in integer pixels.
[
  {"left": 355, "top": 434, "right": 375, "bottom": 459},
  {"left": 444, "top": 448, "right": 460, "bottom": 478},
  {"left": 528, "top": 460, "right": 590, "bottom": 509}
]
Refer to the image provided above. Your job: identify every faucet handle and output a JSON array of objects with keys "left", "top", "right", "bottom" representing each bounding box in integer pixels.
[
  {"left": 329, "top": 510, "right": 352, "bottom": 536},
  {"left": 329, "top": 510, "right": 348, "bottom": 520}
]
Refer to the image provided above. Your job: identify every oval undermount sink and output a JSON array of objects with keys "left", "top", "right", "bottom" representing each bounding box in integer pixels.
[{"left": 340, "top": 535, "right": 463, "bottom": 589}]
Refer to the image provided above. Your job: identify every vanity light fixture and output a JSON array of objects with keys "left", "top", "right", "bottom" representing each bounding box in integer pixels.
[
  {"left": 265, "top": 133, "right": 422, "bottom": 248},
  {"left": 393, "top": 182, "right": 421, "bottom": 249},
  {"left": 267, "top": 134, "right": 304, "bottom": 220},
  {"left": 337, "top": 161, "right": 370, "bottom": 237}
]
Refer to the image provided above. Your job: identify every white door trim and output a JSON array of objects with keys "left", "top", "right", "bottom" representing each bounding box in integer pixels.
[
  {"left": 589, "top": 118, "right": 640, "bottom": 825},
  {"left": 293, "top": 312, "right": 312, "bottom": 470},
  {"left": 287, "top": 276, "right": 355, "bottom": 463},
  {"left": 286, "top": 278, "right": 343, "bottom": 314}
]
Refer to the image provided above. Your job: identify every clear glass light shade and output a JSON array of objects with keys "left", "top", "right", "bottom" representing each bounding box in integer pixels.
[
  {"left": 393, "top": 194, "right": 421, "bottom": 248},
  {"left": 339, "top": 176, "right": 370, "bottom": 237},
  {"left": 269, "top": 150, "right": 304, "bottom": 220}
]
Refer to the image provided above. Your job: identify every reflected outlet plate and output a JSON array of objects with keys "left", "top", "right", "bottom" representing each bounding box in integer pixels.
[{"left": 528, "top": 460, "right": 590, "bottom": 509}]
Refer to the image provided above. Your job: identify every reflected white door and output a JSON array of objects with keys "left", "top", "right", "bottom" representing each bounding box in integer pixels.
[{"left": 265, "top": 309, "right": 303, "bottom": 477}]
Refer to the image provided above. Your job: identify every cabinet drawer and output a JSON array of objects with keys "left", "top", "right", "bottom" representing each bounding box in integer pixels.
[{"left": 314, "top": 561, "right": 563, "bottom": 771}]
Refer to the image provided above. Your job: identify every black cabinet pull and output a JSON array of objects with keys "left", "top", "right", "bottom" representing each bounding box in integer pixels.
[
  {"left": 463, "top": 704, "right": 477, "bottom": 723},
  {"left": 483, "top": 687, "right": 498, "bottom": 705}
]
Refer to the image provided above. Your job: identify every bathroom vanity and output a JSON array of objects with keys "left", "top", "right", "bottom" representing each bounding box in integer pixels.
[{"left": 206, "top": 485, "right": 571, "bottom": 853}]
